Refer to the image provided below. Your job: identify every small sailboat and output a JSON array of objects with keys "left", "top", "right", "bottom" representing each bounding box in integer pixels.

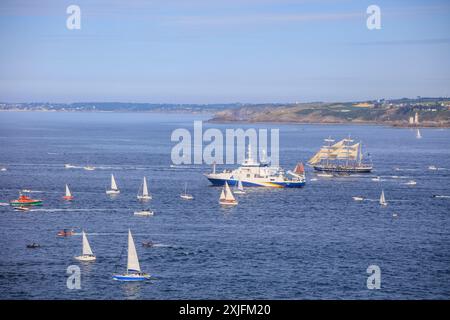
[
  {"left": 219, "top": 182, "right": 238, "bottom": 206},
  {"left": 137, "top": 177, "right": 151, "bottom": 200},
  {"left": 63, "top": 184, "right": 74, "bottom": 200},
  {"left": 113, "top": 230, "right": 150, "bottom": 281},
  {"left": 106, "top": 174, "right": 120, "bottom": 195},
  {"left": 379, "top": 190, "right": 387, "bottom": 206},
  {"left": 180, "top": 183, "right": 194, "bottom": 200},
  {"left": 75, "top": 231, "right": 96, "bottom": 261},
  {"left": 134, "top": 209, "right": 154, "bottom": 216},
  {"left": 416, "top": 129, "right": 422, "bottom": 139},
  {"left": 233, "top": 179, "right": 245, "bottom": 194}
]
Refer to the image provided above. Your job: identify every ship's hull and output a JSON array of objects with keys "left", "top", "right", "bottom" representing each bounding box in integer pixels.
[
  {"left": 207, "top": 177, "right": 305, "bottom": 188},
  {"left": 313, "top": 165, "right": 372, "bottom": 173},
  {"left": 10, "top": 200, "right": 42, "bottom": 206}
]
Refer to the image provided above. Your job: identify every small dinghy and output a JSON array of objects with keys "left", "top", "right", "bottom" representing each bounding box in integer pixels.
[
  {"left": 63, "top": 184, "right": 74, "bottom": 200},
  {"left": 134, "top": 209, "right": 154, "bottom": 217},
  {"left": 180, "top": 183, "right": 194, "bottom": 200},
  {"left": 113, "top": 230, "right": 151, "bottom": 281},
  {"left": 352, "top": 196, "right": 364, "bottom": 201},
  {"left": 405, "top": 180, "right": 417, "bottom": 185},
  {"left": 84, "top": 165, "right": 95, "bottom": 171},
  {"left": 219, "top": 182, "right": 238, "bottom": 206},
  {"left": 26, "top": 243, "right": 41, "bottom": 249},
  {"left": 137, "top": 176, "right": 152, "bottom": 200},
  {"left": 428, "top": 165, "right": 437, "bottom": 170},
  {"left": 142, "top": 241, "right": 154, "bottom": 248},
  {"left": 372, "top": 176, "right": 381, "bottom": 182},
  {"left": 233, "top": 179, "right": 245, "bottom": 194},
  {"left": 379, "top": 190, "right": 387, "bottom": 206},
  {"left": 74, "top": 231, "right": 96, "bottom": 261},
  {"left": 106, "top": 174, "right": 120, "bottom": 195},
  {"left": 57, "top": 229, "right": 74, "bottom": 237}
]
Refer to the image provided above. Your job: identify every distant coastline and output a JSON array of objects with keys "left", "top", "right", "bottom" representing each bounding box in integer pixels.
[{"left": 1, "top": 97, "right": 449, "bottom": 127}]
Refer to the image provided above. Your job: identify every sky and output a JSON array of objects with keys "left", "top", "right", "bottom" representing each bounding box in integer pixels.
[{"left": 0, "top": 0, "right": 449, "bottom": 103}]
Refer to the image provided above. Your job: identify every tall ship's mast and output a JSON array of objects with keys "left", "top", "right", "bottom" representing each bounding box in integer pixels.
[{"left": 308, "top": 136, "right": 372, "bottom": 173}]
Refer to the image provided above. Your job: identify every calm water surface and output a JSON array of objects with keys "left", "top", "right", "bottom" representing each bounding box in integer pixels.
[{"left": 0, "top": 112, "right": 449, "bottom": 299}]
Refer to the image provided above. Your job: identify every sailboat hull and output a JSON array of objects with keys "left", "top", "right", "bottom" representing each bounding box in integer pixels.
[
  {"left": 106, "top": 190, "right": 120, "bottom": 195},
  {"left": 137, "top": 195, "right": 151, "bottom": 200},
  {"left": 313, "top": 164, "right": 372, "bottom": 173},
  {"left": 113, "top": 274, "right": 150, "bottom": 281},
  {"left": 75, "top": 255, "right": 96, "bottom": 262}
]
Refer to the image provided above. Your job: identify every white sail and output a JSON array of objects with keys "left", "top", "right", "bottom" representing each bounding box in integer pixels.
[
  {"left": 219, "top": 188, "right": 226, "bottom": 200},
  {"left": 127, "top": 230, "right": 141, "bottom": 273},
  {"left": 111, "top": 174, "right": 118, "bottom": 190},
  {"left": 82, "top": 231, "right": 93, "bottom": 256},
  {"left": 65, "top": 184, "right": 72, "bottom": 197},
  {"left": 224, "top": 182, "right": 236, "bottom": 201},
  {"left": 379, "top": 190, "right": 386, "bottom": 205},
  {"left": 237, "top": 180, "right": 244, "bottom": 191},
  {"left": 142, "top": 177, "right": 149, "bottom": 196}
]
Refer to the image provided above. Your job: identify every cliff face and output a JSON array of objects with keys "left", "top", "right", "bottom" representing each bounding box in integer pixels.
[{"left": 210, "top": 102, "right": 450, "bottom": 127}]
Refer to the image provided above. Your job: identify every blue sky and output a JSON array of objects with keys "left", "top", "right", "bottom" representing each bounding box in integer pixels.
[{"left": 0, "top": 0, "right": 449, "bottom": 103}]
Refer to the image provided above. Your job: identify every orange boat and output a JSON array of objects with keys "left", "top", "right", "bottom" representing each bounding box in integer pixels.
[
  {"left": 57, "top": 229, "right": 74, "bottom": 237},
  {"left": 10, "top": 194, "right": 42, "bottom": 207}
]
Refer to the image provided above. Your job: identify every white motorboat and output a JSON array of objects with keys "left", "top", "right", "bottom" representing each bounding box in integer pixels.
[{"left": 134, "top": 209, "right": 154, "bottom": 217}]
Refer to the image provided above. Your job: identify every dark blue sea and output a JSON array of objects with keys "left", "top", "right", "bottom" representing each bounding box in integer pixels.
[{"left": 0, "top": 112, "right": 449, "bottom": 299}]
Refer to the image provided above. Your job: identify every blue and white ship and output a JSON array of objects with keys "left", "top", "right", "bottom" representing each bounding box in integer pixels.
[{"left": 205, "top": 147, "right": 306, "bottom": 188}]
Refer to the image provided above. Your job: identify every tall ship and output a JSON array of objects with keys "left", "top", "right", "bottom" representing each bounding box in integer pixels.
[
  {"left": 205, "top": 146, "right": 306, "bottom": 188},
  {"left": 308, "top": 137, "right": 372, "bottom": 173}
]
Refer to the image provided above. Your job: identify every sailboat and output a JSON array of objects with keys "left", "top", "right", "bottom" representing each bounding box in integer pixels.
[
  {"left": 74, "top": 231, "right": 96, "bottom": 261},
  {"left": 180, "top": 182, "right": 194, "bottom": 200},
  {"left": 416, "top": 129, "right": 422, "bottom": 139},
  {"left": 137, "top": 177, "right": 151, "bottom": 200},
  {"left": 63, "top": 184, "right": 74, "bottom": 201},
  {"left": 379, "top": 190, "right": 387, "bottom": 206},
  {"left": 233, "top": 179, "right": 245, "bottom": 194},
  {"left": 106, "top": 174, "right": 120, "bottom": 195},
  {"left": 219, "top": 182, "right": 238, "bottom": 206},
  {"left": 113, "top": 230, "right": 150, "bottom": 281}
]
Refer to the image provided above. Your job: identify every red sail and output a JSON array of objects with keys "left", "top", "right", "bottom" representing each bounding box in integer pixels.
[{"left": 294, "top": 162, "right": 304, "bottom": 174}]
